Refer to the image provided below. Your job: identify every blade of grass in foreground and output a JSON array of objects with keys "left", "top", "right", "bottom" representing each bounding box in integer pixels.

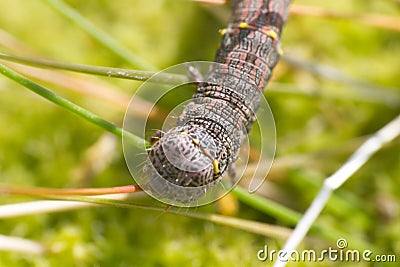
[
  {"left": 0, "top": 64, "right": 145, "bottom": 148},
  {"left": 0, "top": 53, "right": 188, "bottom": 84},
  {"left": 0, "top": 235, "right": 45, "bottom": 255},
  {"left": 0, "top": 185, "right": 140, "bottom": 196}
]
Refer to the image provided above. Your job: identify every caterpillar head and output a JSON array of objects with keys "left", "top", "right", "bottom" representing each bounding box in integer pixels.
[{"left": 144, "top": 125, "right": 225, "bottom": 204}]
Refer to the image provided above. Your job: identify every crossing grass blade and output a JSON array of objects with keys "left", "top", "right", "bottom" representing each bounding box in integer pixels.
[{"left": 0, "top": 52, "right": 188, "bottom": 84}]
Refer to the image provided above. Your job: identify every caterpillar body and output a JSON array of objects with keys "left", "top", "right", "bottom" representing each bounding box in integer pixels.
[{"left": 145, "top": 0, "right": 291, "bottom": 204}]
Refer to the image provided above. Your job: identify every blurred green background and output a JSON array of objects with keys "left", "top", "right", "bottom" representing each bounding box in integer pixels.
[{"left": 0, "top": 0, "right": 399, "bottom": 266}]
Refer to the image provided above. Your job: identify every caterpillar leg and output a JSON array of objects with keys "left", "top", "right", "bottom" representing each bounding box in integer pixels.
[
  {"left": 164, "top": 205, "right": 171, "bottom": 212},
  {"left": 149, "top": 130, "right": 164, "bottom": 145}
]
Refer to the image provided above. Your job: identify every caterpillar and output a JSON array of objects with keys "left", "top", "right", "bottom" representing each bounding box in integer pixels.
[{"left": 144, "top": 0, "right": 291, "bottom": 205}]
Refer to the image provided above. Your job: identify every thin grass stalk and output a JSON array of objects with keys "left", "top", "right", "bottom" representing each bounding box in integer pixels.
[
  {"left": 0, "top": 235, "right": 45, "bottom": 255},
  {"left": 0, "top": 53, "right": 187, "bottom": 84}
]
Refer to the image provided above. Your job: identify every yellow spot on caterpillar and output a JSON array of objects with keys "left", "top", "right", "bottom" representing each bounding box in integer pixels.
[
  {"left": 264, "top": 30, "right": 278, "bottom": 40},
  {"left": 202, "top": 149, "right": 212, "bottom": 159},
  {"left": 180, "top": 132, "right": 200, "bottom": 146},
  {"left": 212, "top": 159, "right": 220, "bottom": 174},
  {"left": 239, "top": 22, "right": 249, "bottom": 28},
  {"left": 201, "top": 149, "right": 219, "bottom": 174},
  {"left": 278, "top": 48, "right": 284, "bottom": 56},
  {"left": 192, "top": 138, "right": 200, "bottom": 146},
  {"left": 219, "top": 28, "right": 227, "bottom": 35}
]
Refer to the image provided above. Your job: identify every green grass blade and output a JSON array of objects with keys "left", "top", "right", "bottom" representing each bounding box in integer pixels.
[
  {"left": 0, "top": 53, "right": 187, "bottom": 84},
  {"left": 44, "top": 0, "right": 157, "bottom": 71},
  {"left": 0, "top": 52, "right": 155, "bottom": 80},
  {"left": 232, "top": 186, "right": 302, "bottom": 224},
  {"left": 0, "top": 64, "right": 145, "bottom": 148}
]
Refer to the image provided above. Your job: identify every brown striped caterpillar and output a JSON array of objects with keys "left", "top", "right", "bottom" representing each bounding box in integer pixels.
[{"left": 142, "top": 0, "right": 290, "bottom": 205}]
